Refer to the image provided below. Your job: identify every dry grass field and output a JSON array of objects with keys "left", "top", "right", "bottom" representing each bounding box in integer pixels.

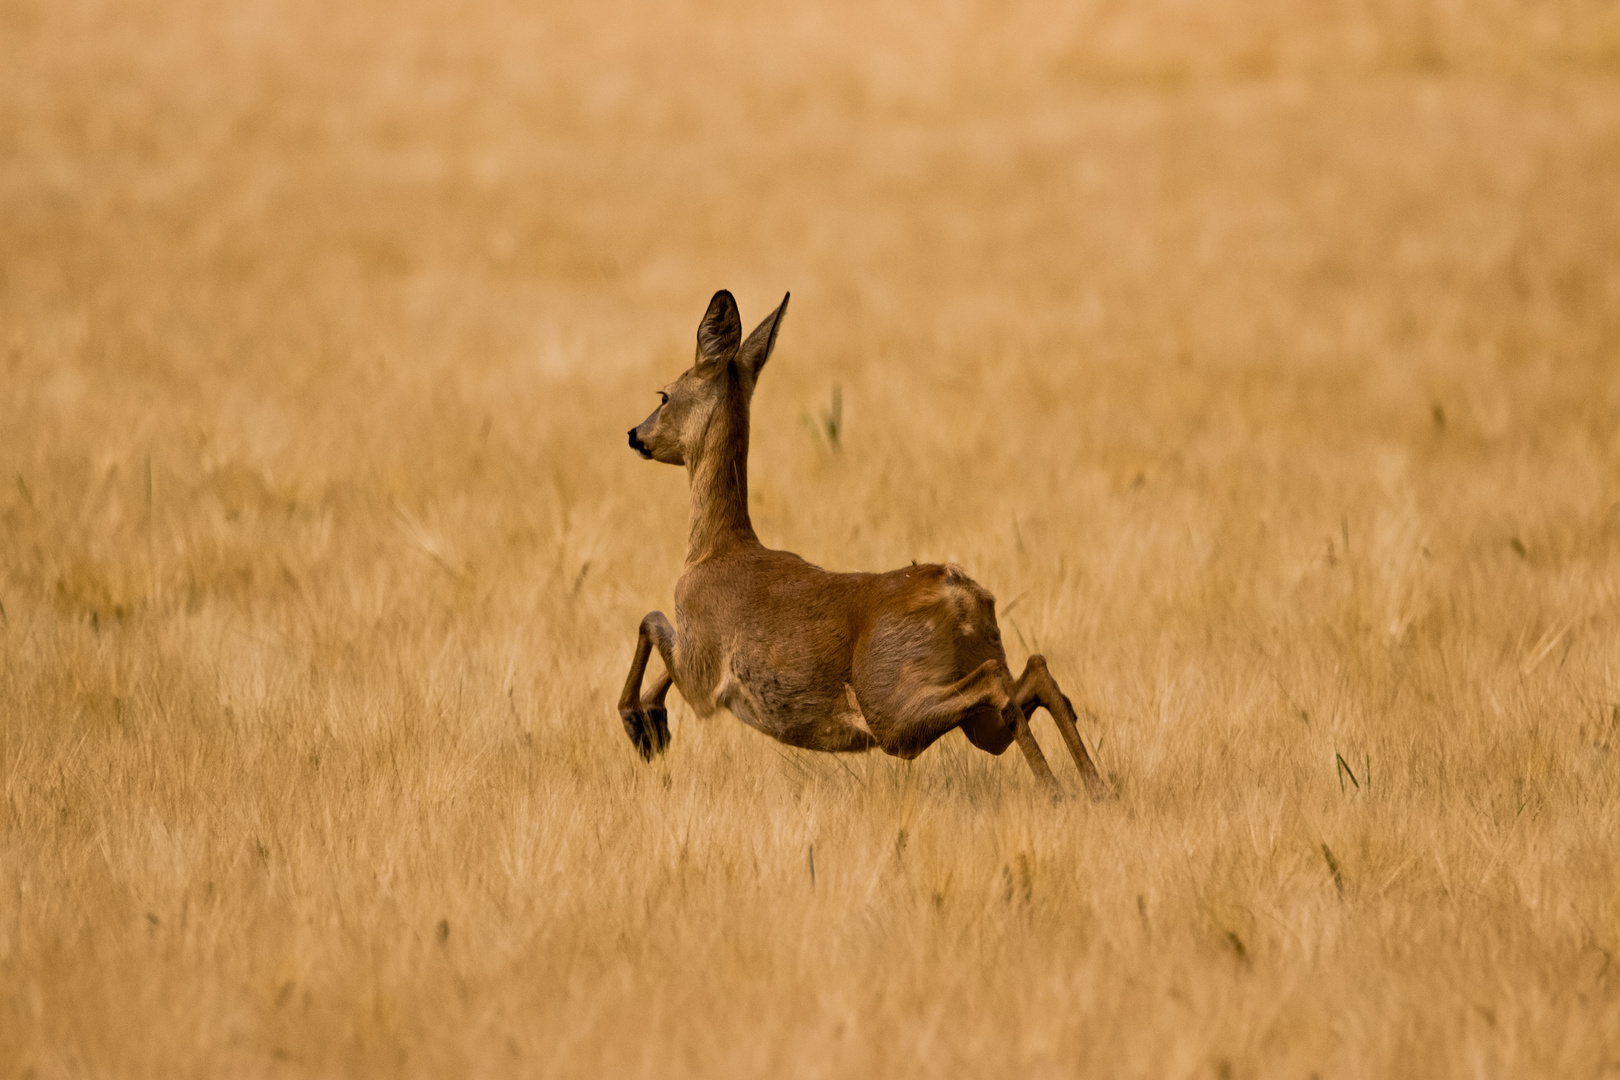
[{"left": 4, "top": 0, "right": 1620, "bottom": 1076}]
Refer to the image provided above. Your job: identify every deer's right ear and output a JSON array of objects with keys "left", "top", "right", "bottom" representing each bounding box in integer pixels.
[{"left": 695, "top": 290, "right": 743, "bottom": 374}]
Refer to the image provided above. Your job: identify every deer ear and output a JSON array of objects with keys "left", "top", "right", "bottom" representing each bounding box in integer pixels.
[
  {"left": 737, "top": 292, "right": 789, "bottom": 380},
  {"left": 695, "top": 290, "right": 743, "bottom": 373}
]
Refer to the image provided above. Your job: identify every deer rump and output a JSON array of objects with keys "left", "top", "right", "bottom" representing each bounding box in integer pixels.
[{"left": 681, "top": 553, "right": 1017, "bottom": 759}]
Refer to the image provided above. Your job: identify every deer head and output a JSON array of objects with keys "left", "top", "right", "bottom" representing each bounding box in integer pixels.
[{"left": 627, "top": 290, "right": 789, "bottom": 467}]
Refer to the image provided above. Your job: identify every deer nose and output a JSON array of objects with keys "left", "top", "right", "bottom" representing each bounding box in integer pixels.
[{"left": 628, "top": 428, "right": 649, "bottom": 457}]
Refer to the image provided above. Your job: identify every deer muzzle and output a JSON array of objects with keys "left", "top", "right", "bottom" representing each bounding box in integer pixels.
[{"left": 627, "top": 427, "right": 653, "bottom": 459}]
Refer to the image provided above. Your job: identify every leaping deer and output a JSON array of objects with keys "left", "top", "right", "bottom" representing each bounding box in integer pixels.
[{"left": 619, "top": 290, "right": 1108, "bottom": 800}]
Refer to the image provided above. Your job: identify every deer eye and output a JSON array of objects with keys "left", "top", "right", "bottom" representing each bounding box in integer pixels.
[{"left": 658, "top": 391, "right": 669, "bottom": 405}]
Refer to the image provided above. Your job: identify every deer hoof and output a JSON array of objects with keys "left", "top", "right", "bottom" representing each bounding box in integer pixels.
[
  {"left": 620, "top": 705, "right": 671, "bottom": 761},
  {"left": 646, "top": 705, "right": 671, "bottom": 756}
]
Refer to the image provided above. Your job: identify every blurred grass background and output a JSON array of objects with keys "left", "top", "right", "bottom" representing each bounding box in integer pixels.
[{"left": 3, "top": 1, "right": 1620, "bottom": 1076}]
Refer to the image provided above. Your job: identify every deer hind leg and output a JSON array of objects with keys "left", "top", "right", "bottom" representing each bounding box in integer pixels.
[
  {"left": 1000, "top": 696, "right": 1062, "bottom": 801},
  {"left": 618, "top": 612, "right": 677, "bottom": 761},
  {"left": 861, "top": 657, "right": 1009, "bottom": 759},
  {"left": 959, "top": 686, "right": 1062, "bottom": 801},
  {"left": 1014, "top": 655, "right": 1109, "bottom": 799},
  {"left": 858, "top": 658, "right": 1063, "bottom": 800}
]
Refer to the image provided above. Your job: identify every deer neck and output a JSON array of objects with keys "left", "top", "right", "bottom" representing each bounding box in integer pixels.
[{"left": 685, "top": 384, "right": 758, "bottom": 562}]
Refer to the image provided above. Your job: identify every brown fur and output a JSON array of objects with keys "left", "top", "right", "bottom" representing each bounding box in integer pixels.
[{"left": 620, "top": 290, "right": 1107, "bottom": 799}]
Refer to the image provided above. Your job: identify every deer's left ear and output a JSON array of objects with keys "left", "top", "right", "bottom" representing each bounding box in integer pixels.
[{"left": 736, "top": 293, "right": 789, "bottom": 381}]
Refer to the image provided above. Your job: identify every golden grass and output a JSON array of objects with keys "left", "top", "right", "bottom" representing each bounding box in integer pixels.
[{"left": 4, "top": 0, "right": 1620, "bottom": 1075}]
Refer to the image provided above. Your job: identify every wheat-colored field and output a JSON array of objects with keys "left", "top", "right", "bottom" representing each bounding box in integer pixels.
[{"left": 4, "top": 1, "right": 1620, "bottom": 1076}]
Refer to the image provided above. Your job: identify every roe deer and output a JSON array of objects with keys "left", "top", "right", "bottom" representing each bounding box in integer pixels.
[{"left": 619, "top": 290, "right": 1107, "bottom": 799}]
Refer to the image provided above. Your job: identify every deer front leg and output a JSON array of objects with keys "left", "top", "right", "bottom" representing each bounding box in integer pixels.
[
  {"left": 618, "top": 611, "right": 678, "bottom": 761},
  {"left": 1015, "top": 655, "right": 1109, "bottom": 799}
]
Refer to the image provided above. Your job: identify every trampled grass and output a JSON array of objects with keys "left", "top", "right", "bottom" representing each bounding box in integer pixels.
[{"left": 3, "top": 1, "right": 1619, "bottom": 1076}]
